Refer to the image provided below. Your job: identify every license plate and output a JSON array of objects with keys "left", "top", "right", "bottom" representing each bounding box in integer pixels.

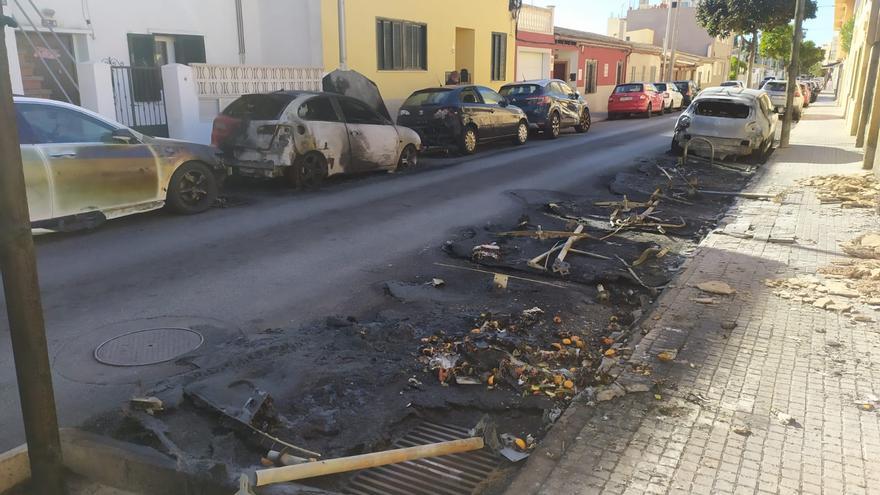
[{"left": 619, "top": 96, "right": 632, "bottom": 101}]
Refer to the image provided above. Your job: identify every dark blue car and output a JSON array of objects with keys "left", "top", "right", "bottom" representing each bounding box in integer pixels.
[{"left": 499, "top": 79, "right": 591, "bottom": 139}]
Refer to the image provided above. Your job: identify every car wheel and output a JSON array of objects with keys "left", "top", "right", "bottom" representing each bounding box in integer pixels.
[
  {"left": 575, "top": 110, "right": 591, "bottom": 133},
  {"left": 645, "top": 105, "right": 652, "bottom": 119},
  {"left": 166, "top": 161, "right": 219, "bottom": 214},
  {"left": 662, "top": 102, "right": 668, "bottom": 114},
  {"left": 545, "top": 112, "right": 561, "bottom": 139},
  {"left": 794, "top": 110, "right": 802, "bottom": 123},
  {"left": 288, "top": 152, "right": 328, "bottom": 189},
  {"left": 458, "top": 125, "right": 478, "bottom": 155},
  {"left": 513, "top": 120, "right": 529, "bottom": 146},
  {"left": 396, "top": 144, "right": 418, "bottom": 171},
  {"left": 671, "top": 137, "right": 683, "bottom": 156}
]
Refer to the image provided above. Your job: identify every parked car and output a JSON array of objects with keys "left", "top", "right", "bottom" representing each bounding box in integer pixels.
[
  {"left": 654, "top": 82, "right": 684, "bottom": 111},
  {"left": 762, "top": 80, "right": 804, "bottom": 121},
  {"left": 760, "top": 76, "right": 776, "bottom": 88},
  {"left": 801, "top": 79, "right": 820, "bottom": 103},
  {"left": 672, "top": 87, "right": 778, "bottom": 164},
  {"left": 14, "top": 96, "right": 225, "bottom": 231},
  {"left": 499, "top": 79, "right": 591, "bottom": 138},
  {"left": 607, "top": 83, "right": 666, "bottom": 120},
  {"left": 213, "top": 91, "right": 421, "bottom": 187},
  {"left": 720, "top": 80, "right": 745, "bottom": 89},
  {"left": 397, "top": 85, "right": 529, "bottom": 154},
  {"left": 674, "top": 80, "right": 699, "bottom": 107},
  {"left": 799, "top": 82, "right": 812, "bottom": 107}
]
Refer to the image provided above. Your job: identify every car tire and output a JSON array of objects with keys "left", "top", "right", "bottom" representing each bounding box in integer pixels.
[
  {"left": 288, "top": 152, "right": 328, "bottom": 189},
  {"left": 794, "top": 110, "right": 802, "bottom": 123},
  {"left": 396, "top": 144, "right": 418, "bottom": 171},
  {"left": 662, "top": 103, "right": 668, "bottom": 115},
  {"left": 166, "top": 161, "right": 219, "bottom": 215},
  {"left": 513, "top": 120, "right": 529, "bottom": 146},
  {"left": 545, "top": 112, "right": 561, "bottom": 139},
  {"left": 645, "top": 105, "right": 652, "bottom": 119},
  {"left": 459, "top": 125, "right": 478, "bottom": 155},
  {"left": 574, "top": 110, "right": 591, "bottom": 133},
  {"left": 670, "top": 137, "right": 684, "bottom": 156}
]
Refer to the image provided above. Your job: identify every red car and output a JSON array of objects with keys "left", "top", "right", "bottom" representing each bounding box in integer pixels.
[
  {"left": 607, "top": 83, "right": 666, "bottom": 120},
  {"left": 799, "top": 82, "right": 812, "bottom": 108}
]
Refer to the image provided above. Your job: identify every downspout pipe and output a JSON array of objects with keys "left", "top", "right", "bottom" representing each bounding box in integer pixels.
[
  {"left": 235, "top": 0, "right": 245, "bottom": 64},
  {"left": 338, "top": 0, "right": 347, "bottom": 70}
]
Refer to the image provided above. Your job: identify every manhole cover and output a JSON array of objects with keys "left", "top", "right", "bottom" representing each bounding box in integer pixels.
[{"left": 94, "top": 327, "right": 204, "bottom": 366}]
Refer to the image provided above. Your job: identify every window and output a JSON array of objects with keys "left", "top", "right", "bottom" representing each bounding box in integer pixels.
[
  {"left": 551, "top": 82, "right": 572, "bottom": 96},
  {"left": 403, "top": 89, "right": 454, "bottom": 106},
  {"left": 499, "top": 84, "right": 540, "bottom": 97},
  {"left": 630, "top": 66, "right": 636, "bottom": 82},
  {"left": 603, "top": 63, "right": 609, "bottom": 78},
  {"left": 641, "top": 66, "right": 646, "bottom": 82},
  {"left": 127, "top": 33, "right": 205, "bottom": 102},
  {"left": 478, "top": 87, "right": 504, "bottom": 105},
  {"left": 298, "top": 97, "right": 340, "bottom": 122},
  {"left": 614, "top": 84, "right": 643, "bottom": 93},
  {"left": 338, "top": 98, "right": 385, "bottom": 125},
  {"left": 17, "top": 103, "right": 116, "bottom": 144},
  {"left": 459, "top": 88, "right": 481, "bottom": 104},
  {"left": 376, "top": 18, "right": 427, "bottom": 70},
  {"left": 491, "top": 32, "right": 507, "bottom": 81},
  {"left": 695, "top": 100, "right": 751, "bottom": 119},
  {"left": 584, "top": 60, "right": 598, "bottom": 94},
  {"left": 650, "top": 66, "right": 657, "bottom": 82}
]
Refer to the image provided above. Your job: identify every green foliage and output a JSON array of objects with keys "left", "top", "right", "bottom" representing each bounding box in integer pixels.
[
  {"left": 840, "top": 18, "right": 854, "bottom": 54},
  {"left": 729, "top": 55, "right": 744, "bottom": 79},
  {"left": 800, "top": 40, "right": 825, "bottom": 71},
  {"left": 697, "top": 0, "right": 818, "bottom": 38},
  {"left": 759, "top": 24, "right": 826, "bottom": 71}
]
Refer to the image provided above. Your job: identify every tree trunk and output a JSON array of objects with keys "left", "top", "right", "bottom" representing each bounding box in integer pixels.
[{"left": 746, "top": 31, "right": 758, "bottom": 88}]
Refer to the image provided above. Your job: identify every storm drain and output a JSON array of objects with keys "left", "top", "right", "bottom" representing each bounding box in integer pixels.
[
  {"left": 344, "top": 422, "right": 501, "bottom": 495},
  {"left": 94, "top": 327, "right": 204, "bottom": 366}
]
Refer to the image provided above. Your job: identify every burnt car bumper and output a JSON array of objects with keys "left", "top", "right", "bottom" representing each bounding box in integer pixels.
[{"left": 675, "top": 133, "right": 756, "bottom": 158}]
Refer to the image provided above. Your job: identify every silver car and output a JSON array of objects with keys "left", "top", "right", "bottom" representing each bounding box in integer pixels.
[
  {"left": 212, "top": 91, "right": 422, "bottom": 187},
  {"left": 761, "top": 80, "right": 804, "bottom": 121},
  {"left": 672, "top": 87, "right": 778, "bottom": 163}
]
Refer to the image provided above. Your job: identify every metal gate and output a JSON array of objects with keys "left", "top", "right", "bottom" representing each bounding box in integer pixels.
[{"left": 110, "top": 66, "right": 169, "bottom": 137}]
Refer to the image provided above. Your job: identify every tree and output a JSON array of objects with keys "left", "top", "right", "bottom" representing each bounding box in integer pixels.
[
  {"left": 729, "top": 55, "right": 744, "bottom": 79},
  {"left": 697, "top": 0, "right": 818, "bottom": 86},
  {"left": 800, "top": 40, "right": 825, "bottom": 73},
  {"left": 840, "top": 17, "right": 854, "bottom": 55},
  {"left": 760, "top": 25, "right": 826, "bottom": 72}
]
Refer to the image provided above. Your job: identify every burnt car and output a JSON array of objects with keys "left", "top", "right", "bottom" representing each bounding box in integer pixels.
[
  {"left": 15, "top": 96, "right": 225, "bottom": 231},
  {"left": 499, "top": 79, "right": 591, "bottom": 138},
  {"left": 212, "top": 91, "right": 421, "bottom": 187},
  {"left": 396, "top": 85, "right": 529, "bottom": 155}
]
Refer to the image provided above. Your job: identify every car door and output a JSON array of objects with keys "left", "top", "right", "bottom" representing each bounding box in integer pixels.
[
  {"left": 17, "top": 102, "right": 160, "bottom": 218},
  {"left": 477, "top": 86, "right": 515, "bottom": 137},
  {"left": 14, "top": 108, "right": 53, "bottom": 222},
  {"left": 293, "top": 95, "right": 351, "bottom": 175},
  {"left": 336, "top": 97, "right": 400, "bottom": 172},
  {"left": 461, "top": 86, "right": 497, "bottom": 139},
  {"left": 552, "top": 82, "right": 579, "bottom": 125}
]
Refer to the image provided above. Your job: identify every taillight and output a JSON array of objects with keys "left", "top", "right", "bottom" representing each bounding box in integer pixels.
[
  {"left": 639, "top": 94, "right": 647, "bottom": 100},
  {"left": 524, "top": 95, "right": 551, "bottom": 104},
  {"left": 211, "top": 115, "right": 241, "bottom": 147}
]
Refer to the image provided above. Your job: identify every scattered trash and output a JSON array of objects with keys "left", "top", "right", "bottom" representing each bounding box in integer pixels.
[
  {"left": 842, "top": 232, "right": 880, "bottom": 259},
  {"left": 733, "top": 425, "right": 752, "bottom": 436},
  {"left": 696, "top": 281, "right": 736, "bottom": 296},
  {"left": 656, "top": 350, "right": 676, "bottom": 362},
  {"left": 771, "top": 409, "right": 800, "bottom": 427},
  {"left": 597, "top": 284, "right": 610, "bottom": 303},
  {"left": 430, "top": 278, "right": 446, "bottom": 288},
  {"left": 493, "top": 273, "right": 509, "bottom": 289},
  {"left": 498, "top": 433, "right": 531, "bottom": 462},
  {"left": 472, "top": 243, "right": 502, "bottom": 261},
  {"left": 129, "top": 396, "right": 164, "bottom": 415}
]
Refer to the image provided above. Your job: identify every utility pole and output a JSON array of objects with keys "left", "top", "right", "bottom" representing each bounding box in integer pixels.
[
  {"left": 0, "top": 7, "right": 67, "bottom": 495},
  {"left": 661, "top": 0, "right": 674, "bottom": 81},
  {"left": 667, "top": 1, "right": 680, "bottom": 81},
  {"left": 337, "top": 0, "right": 348, "bottom": 70},
  {"left": 781, "top": 0, "right": 806, "bottom": 146}
]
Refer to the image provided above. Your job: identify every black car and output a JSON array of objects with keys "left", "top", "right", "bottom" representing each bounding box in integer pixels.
[
  {"left": 499, "top": 79, "right": 591, "bottom": 139},
  {"left": 674, "top": 80, "right": 699, "bottom": 107},
  {"left": 397, "top": 85, "right": 529, "bottom": 155}
]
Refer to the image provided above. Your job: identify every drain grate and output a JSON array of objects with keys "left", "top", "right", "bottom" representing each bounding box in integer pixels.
[
  {"left": 94, "top": 327, "right": 204, "bottom": 366},
  {"left": 344, "top": 422, "right": 501, "bottom": 495}
]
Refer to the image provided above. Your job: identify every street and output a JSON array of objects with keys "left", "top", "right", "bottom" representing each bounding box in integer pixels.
[{"left": 0, "top": 114, "right": 678, "bottom": 451}]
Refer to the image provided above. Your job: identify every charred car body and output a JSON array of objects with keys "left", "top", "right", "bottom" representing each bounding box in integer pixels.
[
  {"left": 396, "top": 85, "right": 529, "bottom": 154},
  {"left": 213, "top": 91, "right": 421, "bottom": 187},
  {"left": 15, "top": 97, "right": 225, "bottom": 232}
]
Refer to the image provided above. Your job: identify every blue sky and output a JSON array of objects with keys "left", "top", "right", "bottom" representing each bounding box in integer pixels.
[{"left": 527, "top": 0, "right": 836, "bottom": 46}]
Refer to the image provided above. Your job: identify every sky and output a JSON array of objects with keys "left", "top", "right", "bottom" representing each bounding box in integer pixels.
[{"left": 526, "top": 0, "right": 836, "bottom": 46}]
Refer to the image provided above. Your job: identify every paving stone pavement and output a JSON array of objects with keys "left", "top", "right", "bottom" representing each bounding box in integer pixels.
[{"left": 507, "top": 97, "right": 880, "bottom": 495}]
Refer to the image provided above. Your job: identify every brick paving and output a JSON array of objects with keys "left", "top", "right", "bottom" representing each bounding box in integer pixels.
[{"left": 507, "top": 97, "right": 880, "bottom": 495}]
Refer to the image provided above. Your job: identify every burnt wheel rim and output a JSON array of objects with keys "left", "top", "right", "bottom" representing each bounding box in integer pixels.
[
  {"left": 178, "top": 170, "right": 209, "bottom": 207},
  {"left": 301, "top": 155, "right": 325, "bottom": 187},
  {"left": 400, "top": 146, "right": 417, "bottom": 168},
  {"left": 551, "top": 114, "right": 560, "bottom": 136},
  {"left": 464, "top": 130, "right": 477, "bottom": 152},
  {"left": 518, "top": 123, "right": 528, "bottom": 143}
]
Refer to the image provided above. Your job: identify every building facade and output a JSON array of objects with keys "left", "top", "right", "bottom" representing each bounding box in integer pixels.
[
  {"left": 515, "top": 4, "right": 555, "bottom": 81},
  {"left": 553, "top": 27, "right": 630, "bottom": 115}
]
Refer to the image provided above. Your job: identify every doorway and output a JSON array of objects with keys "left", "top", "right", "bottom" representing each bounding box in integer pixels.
[
  {"left": 553, "top": 61, "right": 569, "bottom": 81},
  {"left": 455, "top": 28, "right": 475, "bottom": 83},
  {"left": 15, "top": 31, "right": 79, "bottom": 104}
]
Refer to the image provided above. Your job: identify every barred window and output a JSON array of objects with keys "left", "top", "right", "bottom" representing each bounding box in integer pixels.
[{"left": 376, "top": 18, "right": 427, "bottom": 70}]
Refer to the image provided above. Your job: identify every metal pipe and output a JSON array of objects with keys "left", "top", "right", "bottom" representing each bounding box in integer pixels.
[
  {"left": 0, "top": 7, "right": 67, "bottom": 494},
  {"left": 781, "top": 0, "right": 806, "bottom": 146},
  {"left": 337, "top": 0, "right": 347, "bottom": 70},
  {"left": 234, "top": 0, "right": 246, "bottom": 64},
  {"left": 661, "top": 0, "right": 673, "bottom": 80},
  {"left": 667, "top": 1, "right": 680, "bottom": 81}
]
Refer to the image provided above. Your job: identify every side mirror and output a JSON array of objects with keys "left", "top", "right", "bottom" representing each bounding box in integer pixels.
[{"left": 110, "top": 128, "right": 138, "bottom": 144}]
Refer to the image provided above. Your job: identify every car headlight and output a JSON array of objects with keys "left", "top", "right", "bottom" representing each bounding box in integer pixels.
[
  {"left": 676, "top": 115, "right": 691, "bottom": 131},
  {"left": 399, "top": 109, "right": 410, "bottom": 116}
]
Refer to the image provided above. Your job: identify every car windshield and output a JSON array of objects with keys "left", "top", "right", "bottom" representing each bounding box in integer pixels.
[
  {"left": 694, "top": 100, "right": 751, "bottom": 119},
  {"left": 654, "top": 83, "right": 667, "bottom": 91},
  {"left": 223, "top": 93, "right": 296, "bottom": 120},
  {"left": 615, "top": 84, "right": 643, "bottom": 93},
  {"left": 402, "top": 89, "right": 453, "bottom": 106},
  {"left": 500, "top": 84, "right": 541, "bottom": 96},
  {"left": 764, "top": 82, "right": 786, "bottom": 92}
]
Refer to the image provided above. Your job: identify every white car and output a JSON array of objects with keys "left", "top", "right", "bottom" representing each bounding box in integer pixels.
[
  {"left": 654, "top": 82, "right": 684, "bottom": 111},
  {"left": 212, "top": 91, "right": 422, "bottom": 187},
  {"left": 762, "top": 80, "right": 804, "bottom": 121},
  {"left": 672, "top": 87, "right": 778, "bottom": 163},
  {"left": 720, "top": 80, "right": 745, "bottom": 89}
]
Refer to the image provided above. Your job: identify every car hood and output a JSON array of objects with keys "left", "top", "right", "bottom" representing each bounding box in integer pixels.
[{"left": 143, "top": 136, "right": 224, "bottom": 166}]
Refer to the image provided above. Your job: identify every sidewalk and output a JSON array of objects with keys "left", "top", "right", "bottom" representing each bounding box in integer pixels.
[{"left": 507, "top": 96, "right": 880, "bottom": 495}]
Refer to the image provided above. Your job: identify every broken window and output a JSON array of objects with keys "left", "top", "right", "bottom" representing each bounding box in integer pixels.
[
  {"left": 376, "top": 18, "right": 427, "bottom": 71},
  {"left": 491, "top": 32, "right": 507, "bottom": 81},
  {"left": 694, "top": 100, "right": 751, "bottom": 119},
  {"left": 298, "top": 97, "right": 340, "bottom": 122},
  {"left": 339, "top": 98, "right": 386, "bottom": 125}
]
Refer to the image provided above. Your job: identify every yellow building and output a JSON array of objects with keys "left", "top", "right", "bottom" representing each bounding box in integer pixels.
[{"left": 320, "top": 0, "right": 517, "bottom": 115}]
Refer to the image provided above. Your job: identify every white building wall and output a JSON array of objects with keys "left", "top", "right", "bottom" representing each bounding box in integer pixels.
[{"left": 4, "top": 26, "right": 23, "bottom": 94}]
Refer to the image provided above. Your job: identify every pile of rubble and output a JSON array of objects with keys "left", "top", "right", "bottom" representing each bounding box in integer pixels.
[
  {"left": 798, "top": 173, "right": 880, "bottom": 208},
  {"left": 842, "top": 232, "right": 880, "bottom": 259}
]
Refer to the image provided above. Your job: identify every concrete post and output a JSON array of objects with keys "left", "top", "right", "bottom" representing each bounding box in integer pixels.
[
  {"left": 4, "top": 24, "right": 22, "bottom": 94},
  {"left": 850, "top": 0, "right": 879, "bottom": 136},
  {"left": 864, "top": 71, "right": 880, "bottom": 169},
  {"left": 76, "top": 62, "right": 115, "bottom": 121},
  {"left": 161, "top": 63, "right": 200, "bottom": 142}
]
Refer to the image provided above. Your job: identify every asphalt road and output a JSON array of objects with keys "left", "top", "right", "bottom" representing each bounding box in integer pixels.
[{"left": 0, "top": 112, "right": 679, "bottom": 450}]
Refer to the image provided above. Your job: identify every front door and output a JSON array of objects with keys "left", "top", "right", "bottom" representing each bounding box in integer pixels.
[
  {"left": 477, "top": 86, "right": 515, "bottom": 136},
  {"left": 460, "top": 87, "right": 497, "bottom": 138},
  {"left": 294, "top": 95, "right": 351, "bottom": 175},
  {"left": 336, "top": 97, "right": 400, "bottom": 172},
  {"left": 553, "top": 61, "right": 568, "bottom": 82},
  {"left": 17, "top": 102, "right": 160, "bottom": 218}
]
